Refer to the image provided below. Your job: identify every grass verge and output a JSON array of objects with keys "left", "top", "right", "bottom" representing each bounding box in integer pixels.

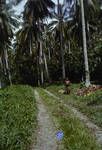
[
  {"left": 46, "top": 84, "right": 102, "bottom": 128},
  {"left": 0, "top": 85, "right": 37, "bottom": 150},
  {"left": 38, "top": 88, "right": 101, "bottom": 150}
]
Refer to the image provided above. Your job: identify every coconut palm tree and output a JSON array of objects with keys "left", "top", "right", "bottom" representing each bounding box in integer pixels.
[
  {"left": 48, "top": 0, "right": 69, "bottom": 79},
  {"left": 0, "top": 0, "right": 13, "bottom": 87},
  {"left": 80, "top": 0, "right": 90, "bottom": 87},
  {"left": 23, "top": 0, "right": 55, "bottom": 27},
  {"left": 80, "top": 0, "right": 99, "bottom": 87},
  {"left": 48, "top": 0, "right": 74, "bottom": 80},
  {"left": 66, "top": 0, "right": 98, "bottom": 86},
  {"left": 16, "top": 0, "right": 55, "bottom": 85}
]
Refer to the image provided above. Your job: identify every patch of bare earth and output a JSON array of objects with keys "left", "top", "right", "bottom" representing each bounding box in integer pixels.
[{"left": 32, "top": 90, "right": 63, "bottom": 150}]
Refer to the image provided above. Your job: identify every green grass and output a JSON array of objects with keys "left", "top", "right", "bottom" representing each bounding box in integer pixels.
[
  {"left": 38, "top": 88, "right": 101, "bottom": 150},
  {"left": 0, "top": 85, "right": 37, "bottom": 150},
  {"left": 46, "top": 84, "right": 102, "bottom": 128},
  {"left": 76, "top": 90, "right": 102, "bottom": 127}
]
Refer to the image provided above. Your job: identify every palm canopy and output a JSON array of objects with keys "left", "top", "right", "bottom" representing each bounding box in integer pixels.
[
  {"left": 6, "top": 0, "right": 23, "bottom": 5},
  {"left": 0, "top": 6, "right": 13, "bottom": 49},
  {"left": 69, "top": 0, "right": 99, "bottom": 38},
  {"left": 16, "top": 0, "right": 55, "bottom": 55},
  {"left": 23, "top": 0, "right": 55, "bottom": 22},
  {"left": 47, "top": 0, "right": 75, "bottom": 42},
  {"left": 16, "top": 22, "right": 39, "bottom": 55}
]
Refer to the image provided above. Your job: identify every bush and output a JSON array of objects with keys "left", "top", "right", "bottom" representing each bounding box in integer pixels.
[{"left": 0, "top": 85, "right": 37, "bottom": 150}]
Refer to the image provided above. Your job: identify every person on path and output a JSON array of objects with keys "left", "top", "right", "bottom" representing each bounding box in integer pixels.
[{"left": 64, "top": 78, "right": 71, "bottom": 94}]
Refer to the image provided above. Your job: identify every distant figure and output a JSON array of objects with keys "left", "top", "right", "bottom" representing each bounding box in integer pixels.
[{"left": 64, "top": 78, "right": 71, "bottom": 94}]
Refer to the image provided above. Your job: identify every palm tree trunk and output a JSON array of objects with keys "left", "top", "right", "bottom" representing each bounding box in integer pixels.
[
  {"left": 58, "top": 0, "right": 66, "bottom": 80},
  {"left": 68, "top": 41, "right": 71, "bottom": 54},
  {"left": 39, "top": 40, "right": 44, "bottom": 85},
  {"left": 0, "top": 80, "right": 1, "bottom": 89},
  {"left": 57, "top": 0, "right": 60, "bottom": 14},
  {"left": 2, "top": 51, "right": 6, "bottom": 75},
  {"left": 60, "top": 23, "right": 66, "bottom": 80},
  {"left": 37, "top": 54, "right": 40, "bottom": 86},
  {"left": 38, "top": 20, "right": 44, "bottom": 86},
  {"left": 30, "top": 35, "right": 32, "bottom": 55},
  {"left": 48, "top": 48, "right": 51, "bottom": 60},
  {"left": 4, "top": 48, "right": 12, "bottom": 85},
  {"left": 0, "top": 56, "right": 2, "bottom": 88},
  {"left": 86, "top": 21, "right": 91, "bottom": 48},
  {"left": 60, "top": 32, "right": 66, "bottom": 80},
  {"left": 43, "top": 52, "right": 49, "bottom": 80},
  {"left": 80, "top": 0, "right": 90, "bottom": 87}
]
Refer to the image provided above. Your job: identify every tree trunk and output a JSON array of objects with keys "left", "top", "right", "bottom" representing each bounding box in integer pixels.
[
  {"left": 86, "top": 21, "right": 91, "bottom": 48},
  {"left": 39, "top": 40, "right": 44, "bottom": 85},
  {"left": 58, "top": 0, "right": 66, "bottom": 80},
  {"left": 30, "top": 35, "right": 32, "bottom": 55},
  {"left": 60, "top": 29, "right": 66, "bottom": 80},
  {"left": 57, "top": 0, "right": 60, "bottom": 14},
  {"left": 37, "top": 54, "right": 40, "bottom": 86},
  {"left": 4, "top": 48, "right": 12, "bottom": 85},
  {"left": 0, "top": 56, "right": 2, "bottom": 88},
  {"left": 2, "top": 51, "right": 6, "bottom": 75},
  {"left": 48, "top": 48, "right": 51, "bottom": 60},
  {"left": 0, "top": 79, "right": 1, "bottom": 89},
  {"left": 43, "top": 52, "right": 49, "bottom": 80},
  {"left": 68, "top": 40, "right": 71, "bottom": 54},
  {"left": 30, "top": 39, "right": 32, "bottom": 55},
  {"left": 80, "top": 0, "right": 90, "bottom": 87}
]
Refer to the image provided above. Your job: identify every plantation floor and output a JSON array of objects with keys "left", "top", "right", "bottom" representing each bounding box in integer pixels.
[
  {"left": 33, "top": 90, "right": 63, "bottom": 150},
  {"left": 44, "top": 89, "right": 102, "bottom": 145},
  {"left": 0, "top": 85, "right": 37, "bottom": 150},
  {"left": 46, "top": 84, "right": 102, "bottom": 129},
  {"left": 34, "top": 88, "right": 102, "bottom": 150}
]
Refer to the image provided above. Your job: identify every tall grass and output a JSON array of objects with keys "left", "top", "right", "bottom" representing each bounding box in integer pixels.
[
  {"left": 38, "top": 89, "right": 101, "bottom": 150},
  {"left": 46, "top": 84, "right": 102, "bottom": 128},
  {"left": 0, "top": 85, "right": 37, "bottom": 150}
]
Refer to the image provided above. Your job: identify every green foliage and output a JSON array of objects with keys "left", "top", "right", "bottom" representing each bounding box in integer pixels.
[
  {"left": 1, "top": 0, "right": 102, "bottom": 86},
  {"left": 14, "top": 54, "right": 38, "bottom": 86},
  {"left": 0, "top": 85, "right": 37, "bottom": 150}
]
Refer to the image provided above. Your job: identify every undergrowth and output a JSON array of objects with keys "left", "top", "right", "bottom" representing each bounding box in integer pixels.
[
  {"left": 38, "top": 88, "right": 101, "bottom": 150},
  {"left": 0, "top": 85, "right": 37, "bottom": 150}
]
